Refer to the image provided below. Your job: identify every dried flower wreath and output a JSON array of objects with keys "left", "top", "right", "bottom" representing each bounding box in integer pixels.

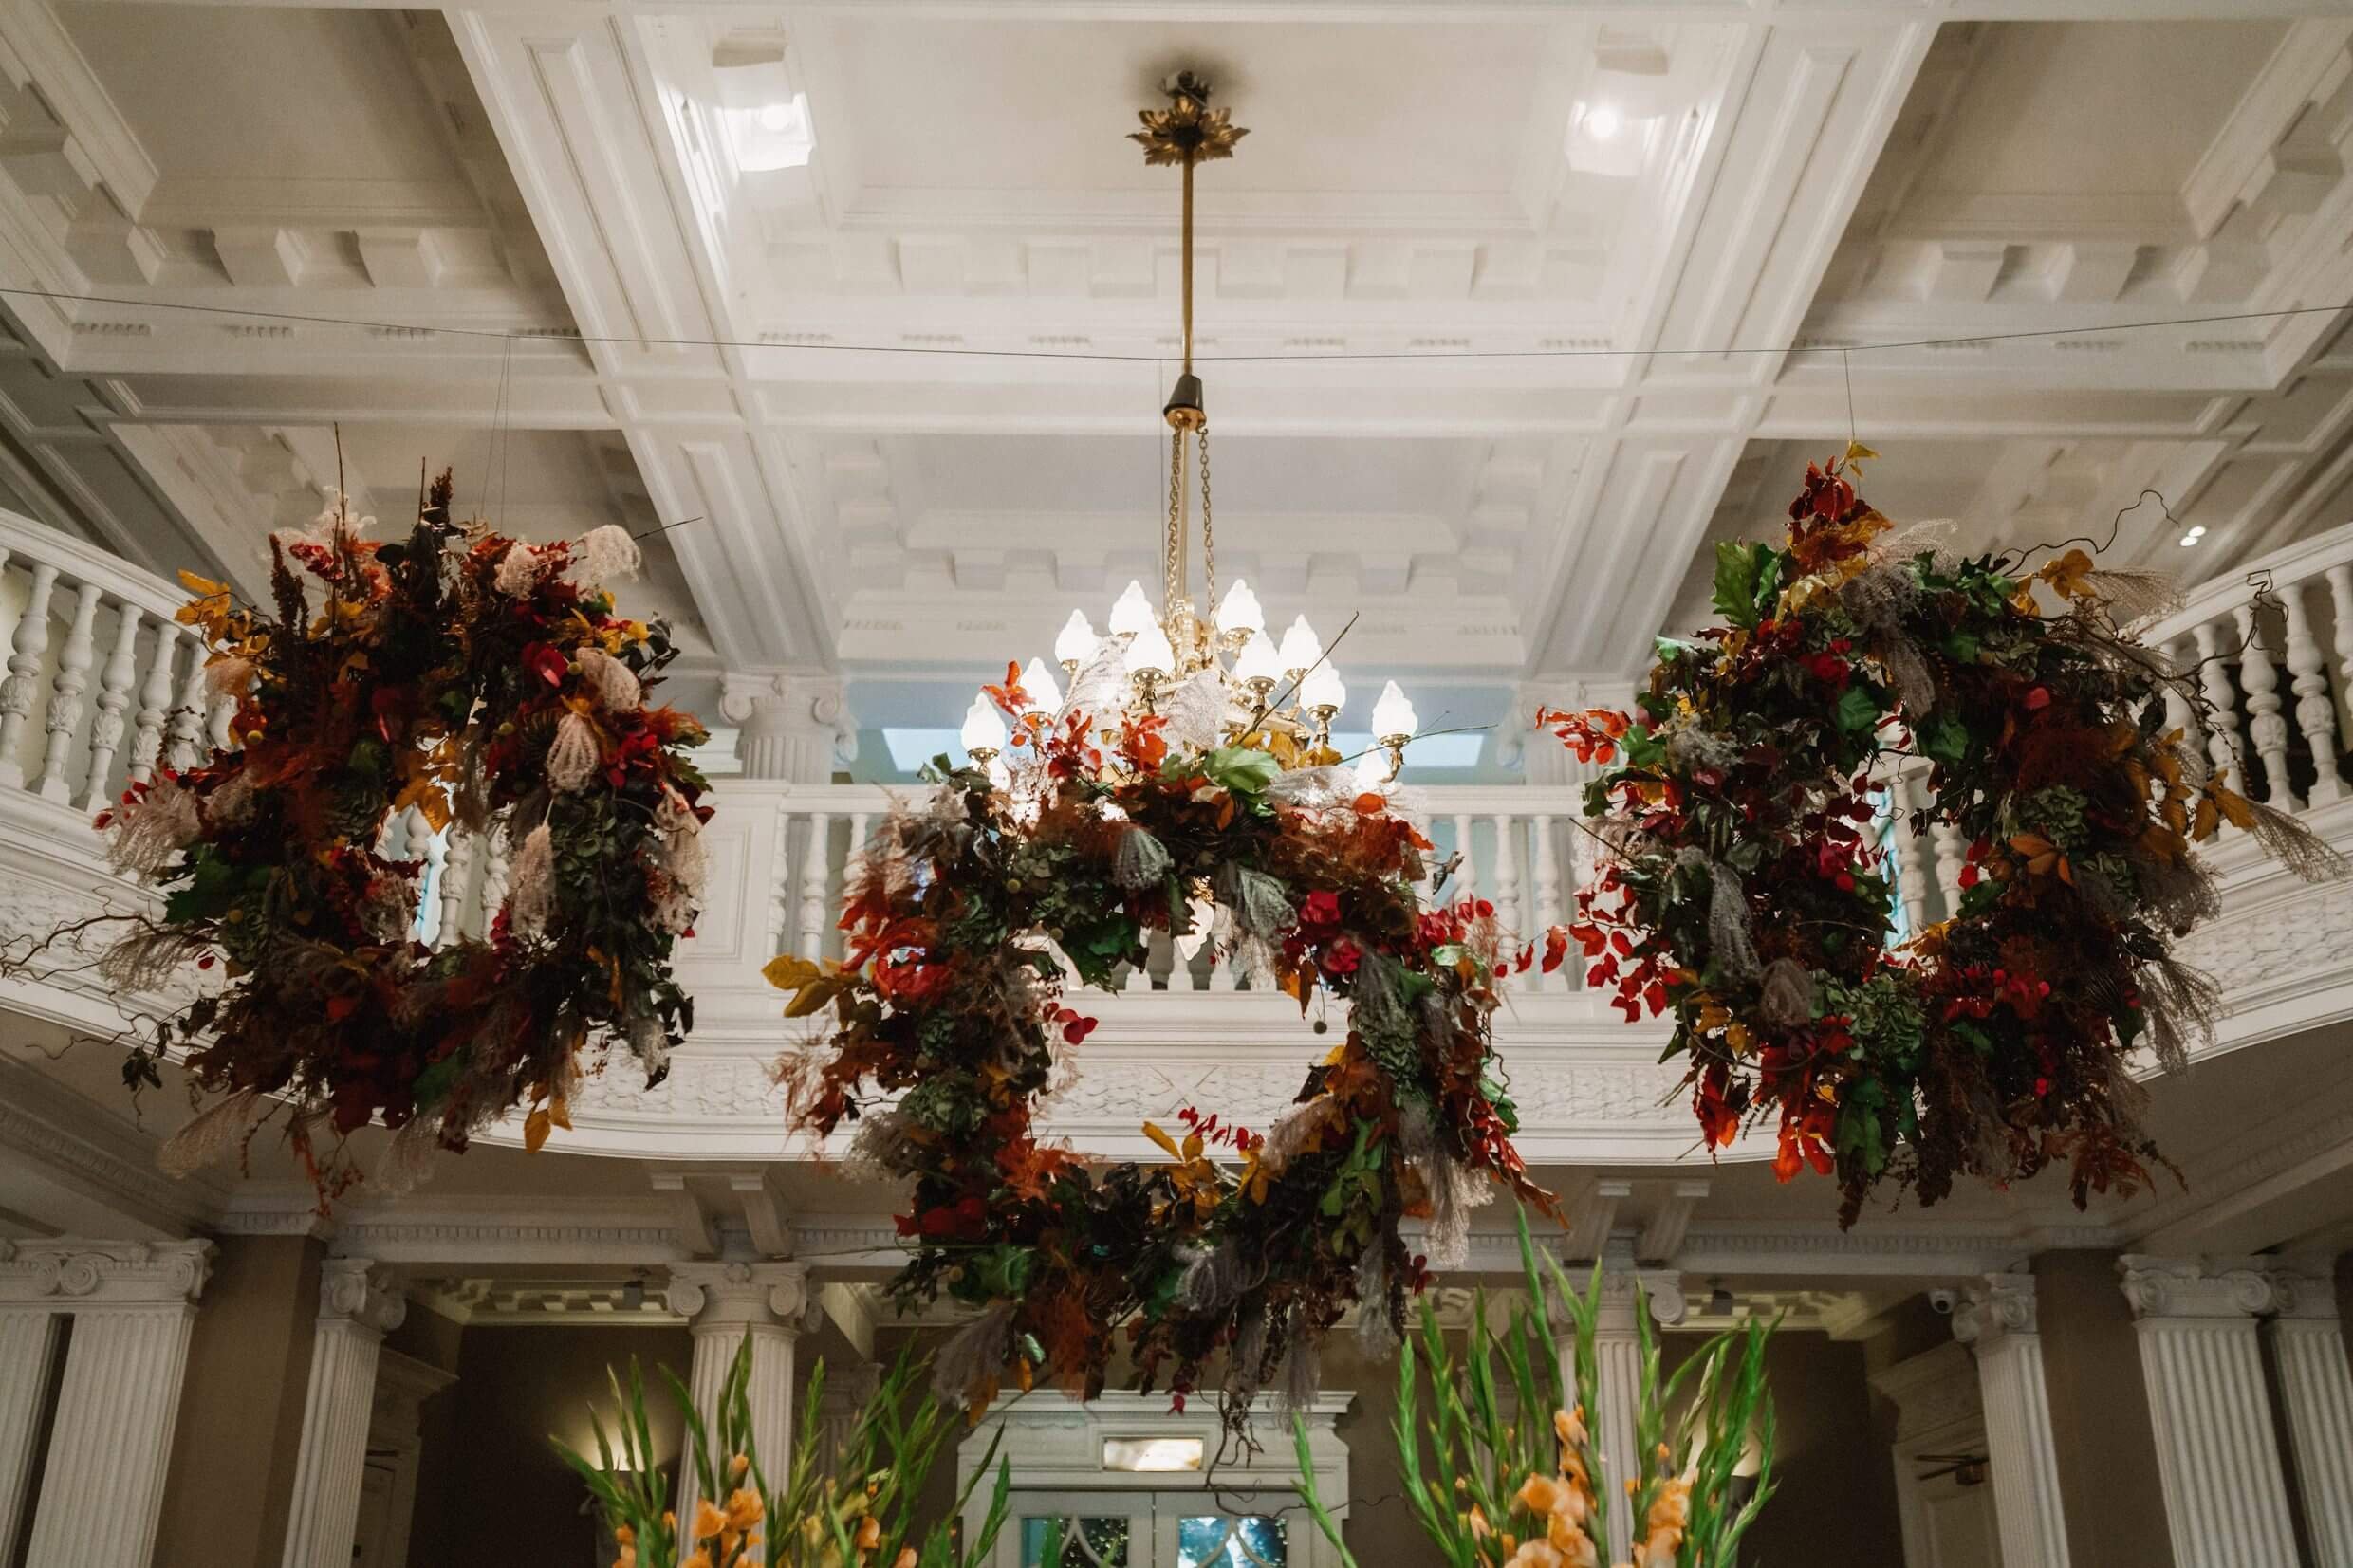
[
  {"left": 772, "top": 679, "right": 1563, "bottom": 1428},
  {"left": 1546, "top": 449, "right": 2344, "bottom": 1225},
  {"left": 72, "top": 472, "right": 712, "bottom": 1195}
]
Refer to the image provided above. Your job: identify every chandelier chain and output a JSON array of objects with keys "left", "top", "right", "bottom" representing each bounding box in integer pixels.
[
  {"left": 1166, "top": 424, "right": 1187, "bottom": 613},
  {"left": 1198, "top": 422, "right": 1215, "bottom": 619}
]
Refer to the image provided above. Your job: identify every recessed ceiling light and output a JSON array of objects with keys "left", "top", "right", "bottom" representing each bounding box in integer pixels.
[
  {"left": 1584, "top": 104, "right": 1624, "bottom": 141},
  {"left": 757, "top": 101, "right": 795, "bottom": 132},
  {"left": 2179, "top": 533, "right": 2200, "bottom": 547}
]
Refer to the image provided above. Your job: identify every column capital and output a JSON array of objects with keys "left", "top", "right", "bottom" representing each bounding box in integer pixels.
[
  {"left": 318, "top": 1258, "right": 406, "bottom": 1335},
  {"left": 1954, "top": 1272, "right": 2039, "bottom": 1348},
  {"left": 1590, "top": 1266, "right": 1687, "bottom": 1332},
  {"left": 666, "top": 1260, "right": 809, "bottom": 1327},
  {"left": 2256, "top": 1265, "right": 2342, "bottom": 1321},
  {"left": 0, "top": 1238, "right": 213, "bottom": 1306},
  {"left": 2118, "top": 1255, "right": 2273, "bottom": 1321},
  {"left": 719, "top": 670, "right": 855, "bottom": 782}
]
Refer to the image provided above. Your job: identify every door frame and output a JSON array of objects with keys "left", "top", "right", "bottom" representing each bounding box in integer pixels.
[{"left": 958, "top": 1391, "right": 1355, "bottom": 1568}]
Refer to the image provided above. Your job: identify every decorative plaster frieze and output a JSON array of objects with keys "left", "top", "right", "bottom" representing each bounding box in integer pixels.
[{"left": 0, "top": 1238, "right": 213, "bottom": 1305}]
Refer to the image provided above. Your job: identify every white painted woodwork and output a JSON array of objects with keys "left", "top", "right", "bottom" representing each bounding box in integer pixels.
[{"left": 281, "top": 1260, "right": 407, "bottom": 1568}]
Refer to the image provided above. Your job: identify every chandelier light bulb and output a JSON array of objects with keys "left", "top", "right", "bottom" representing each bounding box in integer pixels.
[
  {"left": 1301, "top": 665, "right": 1346, "bottom": 714},
  {"left": 1276, "top": 615, "right": 1323, "bottom": 673},
  {"left": 1054, "top": 609, "right": 1101, "bottom": 666},
  {"left": 1214, "top": 578, "right": 1265, "bottom": 636},
  {"left": 1372, "top": 679, "right": 1417, "bottom": 739},
  {"left": 1124, "top": 622, "right": 1177, "bottom": 676},
  {"left": 1584, "top": 103, "right": 1622, "bottom": 140},
  {"left": 1020, "top": 657, "right": 1062, "bottom": 715},
  {"left": 1233, "top": 630, "right": 1282, "bottom": 684},
  {"left": 1108, "top": 581, "right": 1158, "bottom": 637},
  {"left": 960, "top": 696, "right": 1009, "bottom": 756}
]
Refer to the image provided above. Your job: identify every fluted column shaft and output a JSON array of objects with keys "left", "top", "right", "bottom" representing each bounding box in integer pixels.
[
  {"left": 1573, "top": 1264, "right": 1685, "bottom": 1557},
  {"left": 1955, "top": 1274, "right": 2070, "bottom": 1568},
  {"left": 2118, "top": 1256, "right": 2298, "bottom": 1568},
  {"left": 2265, "top": 1267, "right": 2353, "bottom": 1568},
  {"left": 668, "top": 1261, "right": 808, "bottom": 1522},
  {"left": 281, "top": 1261, "right": 406, "bottom": 1568},
  {"left": 1, "top": 1239, "right": 213, "bottom": 1568},
  {"left": 0, "top": 1309, "right": 60, "bottom": 1565}
]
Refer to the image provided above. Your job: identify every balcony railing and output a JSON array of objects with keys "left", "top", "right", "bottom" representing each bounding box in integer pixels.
[{"left": 2, "top": 507, "right": 2351, "bottom": 1162}]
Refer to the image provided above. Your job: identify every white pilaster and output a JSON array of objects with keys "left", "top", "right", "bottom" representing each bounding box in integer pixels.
[
  {"left": 1954, "top": 1273, "right": 2070, "bottom": 1568},
  {"left": 2, "top": 1239, "right": 213, "bottom": 1568},
  {"left": 2118, "top": 1255, "right": 2299, "bottom": 1568},
  {"left": 1578, "top": 1259, "right": 1686, "bottom": 1556},
  {"left": 0, "top": 1308, "right": 61, "bottom": 1566},
  {"left": 667, "top": 1260, "right": 808, "bottom": 1517},
  {"left": 2262, "top": 1264, "right": 2353, "bottom": 1568},
  {"left": 281, "top": 1260, "right": 407, "bottom": 1568}
]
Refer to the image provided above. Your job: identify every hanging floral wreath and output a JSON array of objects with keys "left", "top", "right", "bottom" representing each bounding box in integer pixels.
[
  {"left": 773, "top": 683, "right": 1561, "bottom": 1425},
  {"left": 1545, "top": 448, "right": 2344, "bottom": 1225},
  {"left": 79, "top": 471, "right": 713, "bottom": 1195}
]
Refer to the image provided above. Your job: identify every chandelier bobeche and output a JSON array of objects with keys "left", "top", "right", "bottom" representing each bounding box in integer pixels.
[{"left": 957, "top": 72, "right": 1418, "bottom": 784}]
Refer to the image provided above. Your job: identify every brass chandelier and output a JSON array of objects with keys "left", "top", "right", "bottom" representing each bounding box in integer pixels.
[{"left": 962, "top": 73, "right": 1417, "bottom": 780}]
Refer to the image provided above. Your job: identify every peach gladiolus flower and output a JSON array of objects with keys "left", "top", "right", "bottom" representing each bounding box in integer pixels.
[
  {"left": 857, "top": 1515, "right": 883, "bottom": 1551},
  {"left": 893, "top": 1549, "right": 919, "bottom": 1568},
  {"left": 1516, "top": 1475, "right": 1578, "bottom": 1517},
  {"left": 726, "top": 1488, "right": 766, "bottom": 1533},
  {"left": 1503, "top": 1540, "right": 1563, "bottom": 1568},
  {"left": 693, "top": 1500, "right": 729, "bottom": 1540},
  {"left": 1553, "top": 1408, "right": 1588, "bottom": 1448}
]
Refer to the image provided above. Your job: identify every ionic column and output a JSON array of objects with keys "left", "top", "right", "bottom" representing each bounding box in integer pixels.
[
  {"left": 280, "top": 1260, "right": 406, "bottom": 1568},
  {"left": 666, "top": 1261, "right": 808, "bottom": 1518},
  {"left": 2117, "top": 1255, "right": 2298, "bottom": 1568},
  {"left": 2261, "top": 1264, "right": 2353, "bottom": 1568},
  {"left": 0, "top": 1307, "right": 60, "bottom": 1565},
  {"left": 811, "top": 1358, "right": 881, "bottom": 1477},
  {"left": 1578, "top": 1262, "right": 1686, "bottom": 1555},
  {"left": 6, "top": 1239, "right": 214, "bottom": 1568},
  {"left": 721, "top": 672, "right": 853, "bottom": 783},
  {"left": 1954, "top": 1273, "right": 2070, "bottom": 1568}
]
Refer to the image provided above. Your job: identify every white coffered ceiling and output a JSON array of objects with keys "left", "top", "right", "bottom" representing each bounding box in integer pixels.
[{"left": 3, "top": 0, "right": 2353, "bottom": 757}]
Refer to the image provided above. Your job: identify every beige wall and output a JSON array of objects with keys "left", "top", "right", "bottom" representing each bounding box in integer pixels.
[
  {"left": 408, "top": 1321, "right": 695, "bottom": 1568},
  {"left": 2035, "top": 1249, "right": 2175, "bottom": 1568},
  {"left": 153, "top": 1233, "right": 324, "bottom": 1568}
]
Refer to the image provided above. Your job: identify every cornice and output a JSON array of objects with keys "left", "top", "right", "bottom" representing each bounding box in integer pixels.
[{"left": 0, "top": 1055, "right": 221, "bottom": 1238}]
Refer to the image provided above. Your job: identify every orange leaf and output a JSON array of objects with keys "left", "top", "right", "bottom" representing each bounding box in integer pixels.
[
  {"left": 524, "top": 1105, "right": 552, "bottom": 1153},
  {"left": 2213, "top": 784, "right": 2258, "bottom": 832}
]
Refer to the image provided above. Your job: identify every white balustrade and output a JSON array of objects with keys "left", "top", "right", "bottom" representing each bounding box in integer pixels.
[{"left": 0, "top": 512, "right": 208, "bottom": 812}]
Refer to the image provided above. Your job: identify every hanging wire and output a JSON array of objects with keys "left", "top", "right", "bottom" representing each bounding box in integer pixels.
[{"left": 4, "top": 282, "right": 2351, "bottom": 366}]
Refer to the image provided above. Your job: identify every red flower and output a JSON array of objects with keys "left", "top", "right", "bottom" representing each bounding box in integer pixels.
[
  {"left": 521, "top": 642, "right": 569, "bottom": 687},
  {"left": 1298, "top": 890, "right": 1342, "bottom": 932},
  {"left": 1321, "top": 937, "right": 1362, "bottom": 977}
]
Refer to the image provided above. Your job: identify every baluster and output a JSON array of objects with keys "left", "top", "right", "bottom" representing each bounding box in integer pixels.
[
  {"left": 844, "top": 810, "right": 870, "bottom": 904},
  {"left": 1929, "top": 819, "right": 1967, "bottom": 909},
  {"left": 2193, "top": 620, "right": 2244, "bottom": 795},
  {"left": 128, "top": 621, "right": 179, "bottom": 785},
  {"left": 797, "top": 811, "right": 833, "bottom": 959},
  {"left": 2285, "top": 580, "right": 2344, "bottom": 804},
  {"left": 766, "top": 802, "right": 793, "bottom": 955},
  {"left": 0, "top": 562, "right": 59, "bottom": 788},
  {"left": 479, "top": 826, "right": 512, "bottom": 917},
  {"left": 207, "top": 695, "right": 235, "bottom": 753},
  {"left": 2234, "top": 603, "right": 2297, "bottom": 809},
  {"left": 415, "top": 813, "right": 447, "bottom": 943},
  {"left": 35, "top": 581, "right": 99, "bottom": 802},
  {"left": 164, "top": 632, "right": 209, "bottom": 771},
  {"left": 1490, "top": 813, "right": 1522, "bottom": 942},
  {"left": 1889, "top": 774, "right": 1933, "bottom": 934},
  {"left": 2162, "top": 635, "right": 2205, "bottom": 784},
  {"left": 2327, "top": 563, "right": 2353, "bottom": 750},
  {"left": 82, "top": 602, "right": 141, "bottom": 811},
  {"left": 1530, "top": 813, "right": 1563, "bottom": 992},
  {"left": 438, "top": 827, "right": 476, "bottom": 947},
  {"left": 1125, "top": 932, "right": 1155, "bottom": 993},
  {"left": 1450, "top": 813, "right": 1478, "bottom": 907}
]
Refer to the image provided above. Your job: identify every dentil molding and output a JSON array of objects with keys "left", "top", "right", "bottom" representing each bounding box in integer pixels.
[{"left": 0, "top": 1237, "right": 213, "bottom": 1305}]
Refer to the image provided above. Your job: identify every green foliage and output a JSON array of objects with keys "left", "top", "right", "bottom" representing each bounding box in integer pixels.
[
  {"left": 557, "top": 1341, "right": 1012, "bottom": 1568},
  {"left": 1290, "top": 1211, "right": 1775, "bottom": 1568}
]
